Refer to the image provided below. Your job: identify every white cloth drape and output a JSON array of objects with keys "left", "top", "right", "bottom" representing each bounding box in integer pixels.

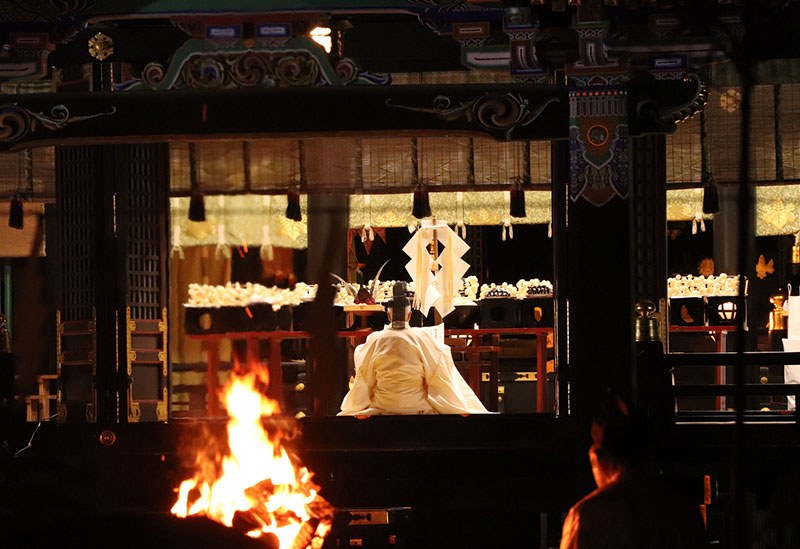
[{"left": 338, "top": 325, "right": 489, "bottom": 416}]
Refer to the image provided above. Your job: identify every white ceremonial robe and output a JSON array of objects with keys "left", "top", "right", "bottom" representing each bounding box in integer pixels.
[
  {"left": 783, "top": 339, "right": 800, "bottom": 410},
  {"left": 338, "top": 324, "right": 490, "bottom": 415}
]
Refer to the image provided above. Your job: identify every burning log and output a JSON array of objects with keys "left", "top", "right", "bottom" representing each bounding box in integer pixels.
[
  {"left": 288, "top": 518, "right": 319, "bottom": 549},
  {"left": 170, "top": 359, "right": 334, "bottom": 548},
  {"left": 232, "top": 510, "right": 280, "bottom": 548},
  {"left": 232, "top": 508, "right": 264, "bottom": 533}
]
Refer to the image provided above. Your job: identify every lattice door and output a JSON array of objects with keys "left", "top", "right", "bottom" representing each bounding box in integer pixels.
[
  {"left": 55, "top": 146, "right": 99, "bottom": 422},
  {"left": 116, "top": 144, "right": 170, "bottom": 421}
]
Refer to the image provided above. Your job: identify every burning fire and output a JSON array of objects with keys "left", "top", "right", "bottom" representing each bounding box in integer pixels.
[{"left": 171, "top": 361, "right": 333, "bottom": 548}]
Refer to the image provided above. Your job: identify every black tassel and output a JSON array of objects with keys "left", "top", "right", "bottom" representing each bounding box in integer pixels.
[
  {"left": 8, "top": 193, "right": 23, "bottom": 230},
  {"left": 188, "top": 186, "right": 206, "bottom": 222},
  {"left": 702, "top": 174, "right": 719, "bottom": 215},
  {"left": 286, "top": 187, "right": 302, "bottom": 221},
  {"left": 412, "top": 185, "right": 431, "bottom": 219},
  {"left": 510, "top": 181, "right": 526, "bottom": 218}
]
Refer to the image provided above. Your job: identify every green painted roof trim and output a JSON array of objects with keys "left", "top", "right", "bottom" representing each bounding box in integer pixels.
[{"left": 87, "top": 0, "right": 419, "bottom": 18}]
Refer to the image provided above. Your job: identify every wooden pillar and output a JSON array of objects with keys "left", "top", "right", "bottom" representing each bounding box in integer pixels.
[
  {"left": 306, "top": 194, "right": 349, "bottom": 416},
  {"left": 630, "top": 135, "right": 668, "bottom": 409},
  {"left": 631, "top": 135, "right": 667, "bottom": 309},
  {"left": 564, "top": 84, "right": 635, "bottom": 425},
  {"left": 713, "top": 184, "right": 742, "bottom": 276},
  {"left": 307, "top": 194, "right": 348, "bottom": 286},
  {"left": 566, "top": 183, "right": 633, "bottom": 419},
  {"left": 552, "top": 139, "right": 569, "bottom": 417}
]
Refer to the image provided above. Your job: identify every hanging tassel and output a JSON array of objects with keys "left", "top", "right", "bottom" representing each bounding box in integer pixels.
[
  {"left": 501, "top": 219, "right": 514, "bottom": 241},
  {"left": 8, "top": 193, "right": 23, "bottom": 230},
  {"left": 170, "top": 223, "right": 185, "bottom": 259},
  {"left": 187, "top": 142, "right": 205, "bottom": 221},
  {"left": 360, "top": 223, "right": 374, "bottom": 243},
  {"left": 412, "top": 184, "right": 431, "bottom": 219},
  {"left": 188, "top": 186, "right": 206, "bottom": 222},
  {"left": 360, "top": 196, "right": 374, "bottom": 243},
  {"left": 547, "top": 221, "right": 552, "bottom": 239},
  {"left": 286, "top": 186, "right": 302, "bottom": 221},
  {"left": 510, "top": 180, "right": 526, "bottom": 218},
  {"left": 692, "top": 213, "right": 706, "bottom": 235},
  {"left": 261, "top": 224, "right": 274, "bottom": 261},
  {"left": 702, "top": 174, "right": 720, "bottom": 215},
  {"left": 170, "top": 198, "right": 184, "bottom": 259},
  {"left": 215, "top": 196, "right": 231, "bottom": 259}
]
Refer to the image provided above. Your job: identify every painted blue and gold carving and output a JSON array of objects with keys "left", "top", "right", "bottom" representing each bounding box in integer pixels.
[{"left": 569, "top": 88, "right": 631, "bottom": 206}]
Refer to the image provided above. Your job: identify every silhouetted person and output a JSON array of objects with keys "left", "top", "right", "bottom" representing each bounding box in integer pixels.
[{"left": 560, "top": 395, "right": 707, "bottom": 549}]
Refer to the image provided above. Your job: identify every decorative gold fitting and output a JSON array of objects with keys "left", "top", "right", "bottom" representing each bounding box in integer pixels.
[
  {"left": 156, "top": 398, "right": 168, "bottom": 422},
  {"left": 128, "top": 320, "right": 137, "bottom": 332},
  {"left": 88, "top": 33, "right": 114, "bottom": 61},
  {"left": 793, "top": 245, "right": 800, "bottom": 264},
  {"left": 98, "top": 429, "right": 117, "bottom": 446},
  {"left": 86, "top": 402, "right": 96, "bottom": 422},
  {"left": 57, "top": 403, "right": 67, "bottom": 423},
  {"left": 128, "top": 402, "right": 141, "bottom": 422}
]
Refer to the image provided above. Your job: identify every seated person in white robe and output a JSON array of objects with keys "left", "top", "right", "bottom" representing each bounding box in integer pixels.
[{"left": 338, "top": 283, "right": 490, "bottom": 416}]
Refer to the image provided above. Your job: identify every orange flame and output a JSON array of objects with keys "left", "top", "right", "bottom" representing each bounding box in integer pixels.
[{"left": 171, "top": 361, "right": 333, "bottom": 548}]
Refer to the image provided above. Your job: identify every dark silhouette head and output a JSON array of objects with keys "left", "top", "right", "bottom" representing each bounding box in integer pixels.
[{"left": 589, "top": 392, "right": 641, "bottom": 487}]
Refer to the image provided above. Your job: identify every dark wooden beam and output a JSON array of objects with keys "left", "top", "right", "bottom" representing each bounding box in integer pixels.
[
  {"left": 0, "top": 85, "right": 569, "bottom": 150},
  {"left": 0, "top": 76, "right": 706, "bottom": 151}
]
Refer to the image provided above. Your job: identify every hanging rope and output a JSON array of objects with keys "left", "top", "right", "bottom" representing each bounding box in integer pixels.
[
  {"left": 501, "top": 191, "right": 514, "bottom": 240},
  {"left": 260, "top": 195, "right": 274, "bottom": 261},
  {"left": 170, "top": 197, "right": 185, "bottom": 259}
]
